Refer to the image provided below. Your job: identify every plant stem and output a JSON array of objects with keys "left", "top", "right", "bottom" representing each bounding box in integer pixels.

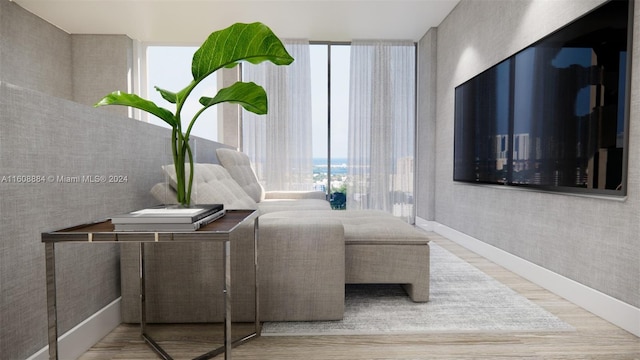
[
  {"left": 170, "top": 128, "right": 183, "bottom": 204},
  {"left": 185, "top": 107, "right": 207, "bottom": 139},
  {"left": 173, "top": 85, "right": 195, "bottom": 206},
  {"left": 185, "top": 140, "right": 194, "bottom": 204}
]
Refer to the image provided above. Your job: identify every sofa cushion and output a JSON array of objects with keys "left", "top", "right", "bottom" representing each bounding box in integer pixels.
[
  {"left": 216, "top": 148, "right": 265, "bottom": 202},
  {"left": 260, "top": 210, "right": 429, "bottom": 244},
  {"left": 162, "top": 163, "right": 257, "bottom": 210},
  {"left": 258, "top": 198, "right": 332, "bottom": 214},
  {"left": 264, "top": 190, "right": 327, "bottom": 200}
]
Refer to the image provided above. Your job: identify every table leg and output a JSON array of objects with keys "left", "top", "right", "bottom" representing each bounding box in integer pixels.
[
  {"left": 45, "top": 243, "right": 58, "bottom": 360},
  {"left": 139, "top": 242, "right": 146, "bottom": 336},
  {"left": 139, "top": 242, "right": 172, "bottom": 360},
  {"left": 224, "top": 240, "right": 231, "bottom": 360},
  {"left": 254, "top": 217, "right": 260, "bottom": 335}
]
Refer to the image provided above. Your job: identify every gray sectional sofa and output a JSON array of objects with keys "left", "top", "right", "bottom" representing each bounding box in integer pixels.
[{"left": 120, "top": 148, "right": 430, "bottom": 323}]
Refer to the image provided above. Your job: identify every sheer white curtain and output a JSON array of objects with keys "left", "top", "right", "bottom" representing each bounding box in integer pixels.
[
  {"left": 242, "top": 40, "right": 313, "bottom": 191},
  {"left": 347, "top": 41, "right": 416, "bottom": 223}
]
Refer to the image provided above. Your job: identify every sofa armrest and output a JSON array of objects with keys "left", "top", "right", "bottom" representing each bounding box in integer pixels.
[
  {"left": 258, "top": 217, "right": 345, "bottom": 321},
  {"left": 264, "top": 190, "right": 327, "bottom": 200}
]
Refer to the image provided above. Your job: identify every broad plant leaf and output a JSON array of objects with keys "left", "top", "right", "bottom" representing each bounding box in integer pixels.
[
  {"left": 175, "top": 82, "right": 194, "bottom": 105},
  {"left": 95, "top": 91, "right": 176, "bottom": 126},
  {"left": 155, "top": 86, "right": 178, "bottom": 104},
  {"left": 192, "top": 22, "right": 294, "bottom": 82},
  {"left": 199, "top": 82, "right": 268, "bottom": 115}
]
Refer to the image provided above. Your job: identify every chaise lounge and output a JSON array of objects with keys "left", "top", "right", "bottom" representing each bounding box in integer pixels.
[
  {"left": 217, "top": 147, "right": 430, "bottom": 302},
  {"left": 119, "top": 148, "right": 430, "bottom": 323}
]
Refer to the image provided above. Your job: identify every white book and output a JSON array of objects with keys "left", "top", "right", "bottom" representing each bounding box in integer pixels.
[
  {"left": 114, "top": 209, "right": 226, "bottom": 232},
  {"left": 111, "top": 204, "right": 223, "bottom": 224}
]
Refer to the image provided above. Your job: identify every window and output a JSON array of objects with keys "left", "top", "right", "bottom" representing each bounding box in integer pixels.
[
  {"left": 310, "top": 43, "right": 351, "bottom": 208},
  {"left": 145, "top": 46, "right": 218, "bottom": 141}
]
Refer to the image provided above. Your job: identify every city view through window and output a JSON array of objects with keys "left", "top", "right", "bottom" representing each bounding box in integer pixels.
[
  {"left": 146, "top": 44, "right": 356, "bottom": 210},
  {"left": 310, "top": 44, "right": 350, "bottom": 209}
]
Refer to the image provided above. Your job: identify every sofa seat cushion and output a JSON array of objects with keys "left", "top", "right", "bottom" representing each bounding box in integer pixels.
[
  {"left": 260, "top": 210, "right": 429, "bottom": 244},
  {"left": 337, "top": 212, "right": 430, "bottom": 246},
  {"left": 264, "top": 190, "right": 327, "bottom": 200},
  {"left": 257, "top": 199, "right": 332, "bottom": 214}
]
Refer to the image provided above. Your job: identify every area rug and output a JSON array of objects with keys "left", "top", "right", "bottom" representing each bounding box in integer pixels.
[{"left": 261, "top": 243, "right": 574, "bottom": 335}]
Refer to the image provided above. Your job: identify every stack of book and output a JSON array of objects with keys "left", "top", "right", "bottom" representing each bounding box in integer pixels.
[{"left": 111, "top": 204, "right": 225, "bottom": 232}]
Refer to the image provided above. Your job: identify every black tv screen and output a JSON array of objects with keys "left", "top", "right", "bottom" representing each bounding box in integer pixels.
[{"left": 454, "top": 0, "right": 631, "bottom": 194}]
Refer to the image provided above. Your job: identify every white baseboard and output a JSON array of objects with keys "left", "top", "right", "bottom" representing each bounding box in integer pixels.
[
  {"left": 414, "top": 217, "right": 435, "bottom": 231},
  {"left": 28, "top": 297, "right": 122, "bottom": 360},
  {"left": 416, "top": 218, "right": 640, "bottom": 338}
]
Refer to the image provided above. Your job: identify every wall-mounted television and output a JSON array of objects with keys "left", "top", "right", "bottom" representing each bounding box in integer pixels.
[{"left": 454, "top": 0, "right": 632, "bottom": 195}]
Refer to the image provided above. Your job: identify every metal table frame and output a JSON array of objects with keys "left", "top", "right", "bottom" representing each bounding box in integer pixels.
[{"left": 42, "top": 209, "right": 259, "bottom": 360}]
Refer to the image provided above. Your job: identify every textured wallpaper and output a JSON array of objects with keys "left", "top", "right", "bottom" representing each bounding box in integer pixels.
[
  {"left": 423, "top": 0, "right": 640, "bottom": 308},
  {"left": 0, "top": 81, "right": 226, "bottom": 359},
  {"left": 0, "top": 2, "right": 226, "bottom": 358}
]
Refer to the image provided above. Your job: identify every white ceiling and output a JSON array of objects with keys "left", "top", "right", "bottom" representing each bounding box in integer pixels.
[{"left": 11, "top": 0, "right": 460, "bottom": 43}]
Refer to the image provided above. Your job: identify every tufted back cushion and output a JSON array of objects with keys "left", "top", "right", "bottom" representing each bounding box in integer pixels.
[
  {"left": 216, "top": 148, "right": 265, "bottom": 202},
  {"left": 162, "top": 163, "right": 257, "bottom": 210}
]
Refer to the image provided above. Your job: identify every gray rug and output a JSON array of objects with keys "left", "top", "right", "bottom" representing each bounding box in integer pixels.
[{"left": 262, "top": 243, "right": 574, "bottom": 335}]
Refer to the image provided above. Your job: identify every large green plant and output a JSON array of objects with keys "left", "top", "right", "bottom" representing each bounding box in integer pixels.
[{"left": 95, "top": 22, "right": 293, "bottom": 206}]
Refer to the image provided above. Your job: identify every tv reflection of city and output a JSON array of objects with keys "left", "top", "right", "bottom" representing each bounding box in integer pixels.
[
  {"left": 454, "top": 0, "right": 628, "bottom": 194},
  {"left": 490, "top": 130, "right": 625, "bottom": 189}
]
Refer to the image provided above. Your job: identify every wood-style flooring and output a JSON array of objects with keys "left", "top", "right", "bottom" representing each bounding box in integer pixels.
[{"left": 79, "top": 233, "right": 640, "bottom": 360}]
